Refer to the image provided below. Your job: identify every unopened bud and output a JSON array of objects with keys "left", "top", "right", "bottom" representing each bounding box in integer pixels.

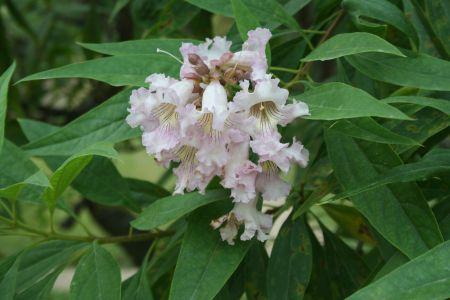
[
  {"left": 188, "top": 53, "right": 210, "bottom": 76},
  {"left": 188, "top": 53, "right": 201, "bottom": 65}
]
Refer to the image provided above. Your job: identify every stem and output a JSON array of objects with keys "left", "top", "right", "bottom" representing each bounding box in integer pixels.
[
  {"left": 270, "top": 66, "right": 299, "bottom": 74},
  {"left": 285, "top": 9, "right": 345, "bottom": 89},
  {"left": 301, "top": 29, "right": 326, "bottom": 35},
  {"left": 0, "top": 215, "right": 173, "bottom": 244}
]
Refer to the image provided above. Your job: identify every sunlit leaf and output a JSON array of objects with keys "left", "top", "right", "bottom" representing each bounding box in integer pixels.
[{"left": 302, "top": 32, "right": 405, "bottom": 61}]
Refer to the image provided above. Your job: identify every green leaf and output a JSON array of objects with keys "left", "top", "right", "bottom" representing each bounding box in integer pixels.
[
  {"left": 73, "top": 157, "right": 137, "bottom": 208},
  {"left": 186, "top": 0, "right": 233, "bottom": 16},
  {"left": 79, "top": 39, "right": 198, "bottom": 56},
  {"left": 169, "top": 201, "right": 251, "bottom": 300},
  {"left": 302, "top": 32, "right": 405, "bottom": 62},
  {"left": 18, "top": 119, "right": 142, "bottom": 210},
  {"left": 382, "top": 96, "right": 450, "bottom": 115},
  {"left": 126, "top": 178, "right": 170, "bottom": 207},
  {"left": 0, "top": 256, "right": 20, "bottom": 300},
  {"left": 109, "top": 0, "right": 130, "bottom": 21},
  {"left": 345, "top": 52, "right": 450, "bottom": 91},
  {"left": 342, "top": 0, "right": 416, "bottom": 39},
  {"left": 321, "top": 224, "right": 370, "bottom": 297},
  {"left": 231, "top": 0, "right": 260, "bottom": 41},
  {"left": 348, "top": 241, "right": 450, "bottom": 300},
  {"left": 372, "top": 252, "right": 408, "bottom": 282},
  {"left": 328, "top": 118, "right": 420, "bottom": 145},
  {"left": 23, "top": 89, "right": 137, "bottom": 157},
  {"left": 0, "top": 171, "right": 49, "bottom": 200},
  {"left": 419, "top": 0, "right": 450, "bottom": 57},
  {"left": 19, "top": 121, "right": 143, "bottom": 210},
  {"left": 42, "top": 143, "right": 118, "bottom": 211},
  {"left": 70, "top": 242, "right": 121, "bottom": 300},
  {"left": 121, "top": 249, "right": 154, "bottom": 300},
  {"left": 187, "top": 0, "right": 306, "bottom": 21},
  {"left": 331, "top": 148, "right": 450, "bottom": 201},
  {"left": 18, "top": 55, "right": 178, "bottom": 87},
  {"left": 18, "top": 119, "right": 59, "bottom": 142},
  {"left": 236, "top": 0, "right": 301, "bottom": 32},
  {"left": 0, "top": 140, "right": 49, "bottom": 200},
  {"left": 297, "top": 82, "right": 410, "bottom": 120},
  {"left": 15, "top": 266, "right": 64, "bottom": 300},
  {"left": 242, "top": 244, "right": 268, "bottom": 299},
  {"left": 0, "top": 62, "right": 15, "bottom": 153},
  {"left": 323, "top": 204, "right": 377, "bottom": 245},
  {"left": 131, "top": 189, "right": 228, "bottom": 230},
  {"left": 267, "top": 216, "right": 312, "bottom": 300},
  {"left": 325, "top": 130, "right": 443, "bottom": 258},
  {"left": 384, "top": 107, "right": 449, "bottom": 155},
  {"left": 3, "top": 0, "right": 37, "bottom": 42},
  {"left": 17, "top": 241, "right": 86, "bottom": 291}
]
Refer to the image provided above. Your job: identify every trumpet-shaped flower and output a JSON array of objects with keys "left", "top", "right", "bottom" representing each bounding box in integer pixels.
[
  {"left": 211, "top": 198, "right": 272, "bottom": 245},
  {"left": 233, "top": 77, "right": 309, "bottom": 136}
]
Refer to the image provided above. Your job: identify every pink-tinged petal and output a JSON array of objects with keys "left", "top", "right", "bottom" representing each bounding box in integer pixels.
[
  {"left": 197, "top": 141, "right": 229, "bottom": 169},
  {"left": 228, "top": 28, "right": 271, "bottom": 81},
  {"left": 283, "top": 139, "right": 309, "bottom": 168},
  {"left": 256, "top": 172, "right": 291, "bottom": 202},
  {"left": 173, "top": 165, "right": 212, "bottom": 195},
  {"left": 228, "top": 161, "right": 261, "bottom": 203},
  {"left": 254, "top": 78, "right": 288, "bottom": 106},
  {"left": 145, "top": 73, "right": 177, "bottom": 90},
  {"left": 207, "top": 37, "right": 232, "bottom": 61},
  {"left": 243, "top": 28, "right": 271, "bottom": 54},
  {"left": 202, "top": 81, "right": 228, "bottom": 114},
  {"left": 233, "top": 200, "right": 273, "bottom": 241},
  {"left": 201, "top": 81, "right": 229, "bottom": 130},
  {"left": 233, "top": 77, "right": 288, "bottom": 111},
  {"left": 250, "top": 131, "right": 287, "bottom": 157},
  {"left": 177, "top": 104, "right": 200, "bottom": 137},
  {"left": 142, "top": 127, "right": 180, "bottom": 155},
  {"left": 279, "top": 100, "right": 310, "bottom": 126},
  {"left": 126, "top": 88, "right": 159, "bottom": 131},
  {"left": 219, "top": 221, "right": 238, "bottom": 245}
]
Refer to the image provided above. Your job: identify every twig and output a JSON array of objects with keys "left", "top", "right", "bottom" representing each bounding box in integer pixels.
[
  {"left": 285, "top": 9, "right": 345, "bottom": 89},
  {"left": 0, "top": 215, "right": 173, "bottom": 244}
]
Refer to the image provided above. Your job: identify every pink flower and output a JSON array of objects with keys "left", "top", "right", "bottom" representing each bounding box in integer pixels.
[
  {"left": 221, "top": 138, "right": 261, "bottom": 203},
  {"left": 180, "top": 37, "right": 232, "bottom": 79},
  {"left": 256, "top": 161, "right": 291, "bottom": 203},
  {"left": 212, "top": 198, "right": 272, "bottom": 245},
  {"left": 233, "top": 77, "right": 309, "bottom": 136},
  {"left": 229, "top": 28, "right": 272, "bottom": 81},
  {"left": 251, "top": 132, "right": 309, "bottom": 173}
]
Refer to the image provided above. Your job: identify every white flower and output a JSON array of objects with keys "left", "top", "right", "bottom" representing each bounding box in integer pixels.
[
  {"left": 221, "top": 137, "right": 261, "bottom": 203},
  {"left": 229, "top": 28, "right": 272, "bottom": 81},
  {"left": 233, "top": 77, "right": 309, "bottom": 136},
  {"left": 212, "top": 198, "right": 272, "bottom": 245}
]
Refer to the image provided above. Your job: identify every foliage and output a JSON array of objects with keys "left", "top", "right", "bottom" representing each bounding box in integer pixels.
[{"left": 0, "top": 0, "right": 449, "bottom": 299}]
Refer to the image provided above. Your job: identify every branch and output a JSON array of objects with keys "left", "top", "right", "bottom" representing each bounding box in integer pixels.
[
  {"left": 0, "top": 215, "right": 173, "bottom": 244},
  {"left": 285, "top": 9, "right": 345, "bottom": 89}
]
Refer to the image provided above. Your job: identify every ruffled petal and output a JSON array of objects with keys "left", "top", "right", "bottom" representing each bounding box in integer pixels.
[
  {"left": 142, "top": 126, "right": 180, "bottom": 155},
  {"left": 126, "top": 88, "right": 159, "bottom": 131},
  {"left": 279, "top": 99, "right": 310, "bottom": 126},
  {"left": 256, "top": 171, "right": 291, "bottom": 202}
]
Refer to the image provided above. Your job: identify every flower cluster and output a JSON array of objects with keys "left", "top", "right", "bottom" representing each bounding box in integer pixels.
[{"left": 126, "top": 28, "right": 309, "bottom": 245}]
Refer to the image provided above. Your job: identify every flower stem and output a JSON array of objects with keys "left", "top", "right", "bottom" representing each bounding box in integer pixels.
[{"left": 270, "top": 66, "right": 299, "bottom": 74}]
